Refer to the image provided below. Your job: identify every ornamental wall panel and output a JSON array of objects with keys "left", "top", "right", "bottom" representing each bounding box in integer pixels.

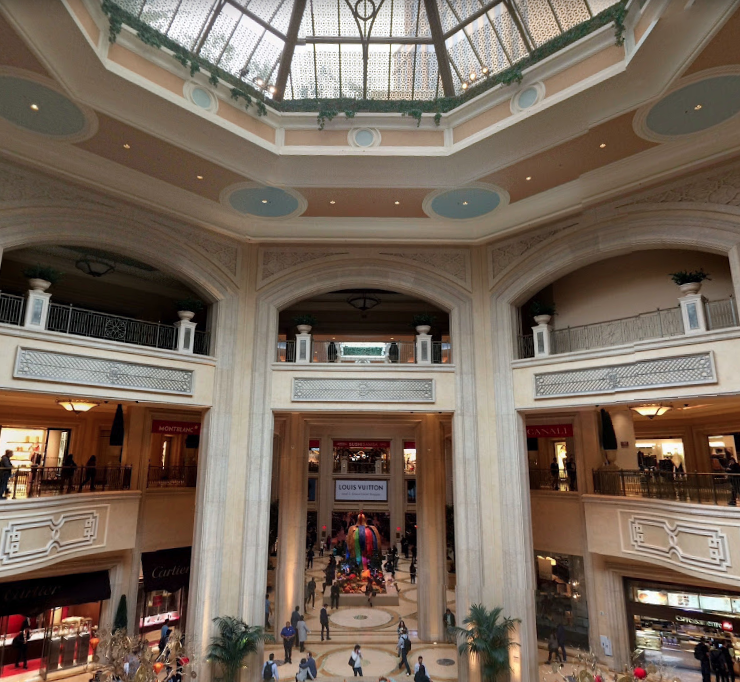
[
  {"left": 292, "top": 377, "right": 435, "bottom": 403},
  {"left": 14, "top": 347, "right": 194, "bottom": 395},
  {"left": 0, "top": 493, "right": 140, "bottom": 578}
]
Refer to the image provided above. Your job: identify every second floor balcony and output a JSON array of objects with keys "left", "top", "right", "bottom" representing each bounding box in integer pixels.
[
  {"left": 277, "top": 338, "right": 451, "bottom": 364},
  {"left": 3, "top": 465, "right": 132, "bottom": 499}
]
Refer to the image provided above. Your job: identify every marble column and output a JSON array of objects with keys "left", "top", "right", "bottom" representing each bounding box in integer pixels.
[
  {"left": 390, "top": 436, "right": 405, "bottom": 548},
  {"left": 575, "top": 409, "right": 602, "bottom": 494},
  {"left": 416, "top": 414, "right": 446, "bottom": 642},
  {"left": 608, "top": 406, "right": 638, "bottom": 469},
  {"left": 318, "top": 435, "right": 333, "bottom": 544},
  {"left": 275, "top": 413, "right": 308, "bottom": 630}
]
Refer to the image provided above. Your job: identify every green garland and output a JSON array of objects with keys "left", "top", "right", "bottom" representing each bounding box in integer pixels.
[{"left": 101, "top": 0, "right": 627, "bottom": 129}]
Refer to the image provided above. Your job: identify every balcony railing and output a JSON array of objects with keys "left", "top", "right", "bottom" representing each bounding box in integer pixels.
[
  {"left": 333, "top": 460, "right": 390, "bottom": 474},
  {"left": 5, "top": 465, "right": 132, "bottom": 499},
  {"left": 593, "top": 469, "right": 740, "bottom": 506},
  {"left": 147, "top": 465, "right": 198, "bottom": 488},
  {"left": 529, "top": 468, "right": 577, "bottom": 492},
  {"left": 276, "top": 339, "right": 451, "bottom": 364},
  {"left": 44, "top": 303, "right": 210, "bottom": 355},
  {"left": 0, "top": 292, "right": 24, "bottom": 325},
  {"left": 705, "top": 298, "right": 738, "bottom": 330}
]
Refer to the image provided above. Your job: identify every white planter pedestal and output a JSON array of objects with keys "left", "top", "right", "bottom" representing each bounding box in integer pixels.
[
  {"left": 295, "top": 332, "right": 312, "bottom": 364},
  {"left": 23, "top": 289, "right": 51, "bottom": 331},
  {"left": 174, "top": 319, "right": 197, "bottom": 353},
  {"left": 679, "top": 293, "right": 708, "bottom": 335},
  {"left": 532, "top": 322, "right": 552, "bottom": 357},
  {"left": 415, "top": 333, "right": 432, "bottom": 364}
]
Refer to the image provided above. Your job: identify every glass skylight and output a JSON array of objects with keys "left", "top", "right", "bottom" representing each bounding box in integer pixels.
[{"left": 108, "top": 0, "right": 622, "bottom": 102}]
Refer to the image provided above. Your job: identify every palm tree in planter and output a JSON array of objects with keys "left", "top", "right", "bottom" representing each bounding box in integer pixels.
[
  {"left": 448, "top": 604, "right": 519, "bottom": 682},
  {"left": 206, "top": 616, "right": 272, "bottom": 682}
]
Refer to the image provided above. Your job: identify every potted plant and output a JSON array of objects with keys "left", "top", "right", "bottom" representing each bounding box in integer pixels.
[
  {"left": 670, "top": 269, "right": 710, "bottom": 295},
  {"left": 412, "top": 313, "right": 436, "bottom": 335},
  {"left": 23, "top": 264, "right": 62, "bottom": 292},
  {"left": 530, "top": 300, "right": 556, "bottom": 325},
  {"left": 448, "top": 604, "right": 519, "bottom": 682},
  {"left": 206, "top": 616, "right": 271, "bottom": 682},
  {"left": 176, "top": 298, "right": 204, "bottom": 321},
  {"left": 293, "top": 314, "right": 317, "bottom": 333}
]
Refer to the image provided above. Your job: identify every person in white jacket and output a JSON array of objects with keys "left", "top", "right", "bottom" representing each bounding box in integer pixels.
[
  {"left": 296, "top": 616, "right": 310, "bottom": 653},
  {"left": 351, "top": 645, "right": 363, "bottom": 677}
]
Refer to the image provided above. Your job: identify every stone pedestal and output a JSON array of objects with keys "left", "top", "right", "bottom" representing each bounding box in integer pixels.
[
  {"left": 679, "top": 293, "right": 708, "bottom": 334},
  {"left": 275, "top": 413, "right": 308, "bottom": 629},
  {"left": 295, "top": 332, "right": 312, "bottom": 363},
  {"left": 415, "top": 333, "right": 432, "bottom": 364},
  {"left": 23, "top": 289, "right": 51, "bottom": 330},
  {"left": 174, "top": 319, "right": 197, "bottom": 353},
  {"left": 416, "top": 414, "right": 446, "bottom": 642},
  {"left": 532, "top": 322, "right": 552, "bottom": 357}
]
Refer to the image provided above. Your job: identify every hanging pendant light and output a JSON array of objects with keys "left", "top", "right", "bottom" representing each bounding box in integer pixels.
[
  {"left": 75, "top": 256, "right": 115, "bottom": 278},
  {"left": 346, "top": 291, "right": 381, "bottom": 313},
  {"left": 631, "top": 404, "right": 672, "bottom": 419},
  {"left": 57, "top": 399, "right": 100, "bottom": 414}
]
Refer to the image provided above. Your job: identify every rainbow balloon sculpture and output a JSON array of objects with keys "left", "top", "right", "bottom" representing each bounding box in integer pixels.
[{"left": 347, "top": 512, "right": 381, "bottom": 568}]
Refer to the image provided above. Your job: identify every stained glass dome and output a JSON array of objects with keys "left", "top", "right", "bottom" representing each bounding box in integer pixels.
[{"left": 107, "top": 0, "right": 622, "bottom": 103}]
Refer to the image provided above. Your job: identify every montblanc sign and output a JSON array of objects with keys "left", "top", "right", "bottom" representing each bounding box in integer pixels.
[{"left": 335, "top": 480, "right": 388, "bottom": 501}]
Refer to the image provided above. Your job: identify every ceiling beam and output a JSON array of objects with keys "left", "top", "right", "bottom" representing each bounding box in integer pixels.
[
  {"left": 272, "top": 0, "right": 307, "bottom": 102},
  {"left": 301, "top": 36, "right": 434, "bottom": 45},
  {"left": 423, "top": 0, "right": 455, "bottom": 97},
  {"left": 223, "top": 0, "right": 286, "bottom": 40},
  {"left": 442, "top": 0, "right": 505, "bottom": 40}
]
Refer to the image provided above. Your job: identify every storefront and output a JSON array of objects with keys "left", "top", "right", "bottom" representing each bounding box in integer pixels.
[
  {"left": 534, "top": 551, "right": 589, "bottom": 649},
  {"left": 625, "top": 578, "right": 740, "bottom": 673},
  {"left": 0, "top": 571, "right": 110, "bottom": 679},
  {"left": 0, "top": 426, "right": 70, "bottom": 468},
  {"left": 137, "top": 547, "right": 191, "bottom": 636},
  {"left": 635, "top": 439, "right": 686, "bottom": 472},
  {"left": 333, "top": 440, "right": 390, "bottom": 474}
]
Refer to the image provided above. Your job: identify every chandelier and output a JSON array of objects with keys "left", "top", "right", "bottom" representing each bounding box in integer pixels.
[
  {"left": 631, "top": 404, "right": 672, "bottom": 419},
  {"left": 75, "top": 255, "right": 115, "bottom": 277},
  {"left": 57, "top": 399, "right": 100, "bottom": 414},
  {"left": 347, "top": 291, "right": 381, "bottom": 313}
]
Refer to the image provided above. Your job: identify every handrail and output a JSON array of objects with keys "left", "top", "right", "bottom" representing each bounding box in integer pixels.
[
  {"left": 147, "top": 465, "right": 198, "bottom": 488},
  {"left": 5, "top": 465, "right": 132, "bottom": 499},
  {"left": 592, "top": 469, "right": 740, "bottom": 506},
  {"left": 529, "top": 468, "right": 577, "bottom": 492},
  {"left": 0, "top": 292, "right": 24, "bottom": 326}
]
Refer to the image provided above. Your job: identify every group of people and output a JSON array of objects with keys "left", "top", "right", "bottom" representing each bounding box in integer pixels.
[
  {"left": 695, "top": 637, "right": 737, "bottom": 682},
  {"left": 263, "top": 651, "right": 318, "bottom": 682},
  {"left": 0, "top": 450, "right": 98, "bottom": 498},
  {"left": 550, "top": 457, "right": 577, "bottom": 491},
  {"left": 546, "top": 623, "right": 568, "bottom": 664},
  {"left": 280, "top": 607, "right": 312, "bottom": 663}
]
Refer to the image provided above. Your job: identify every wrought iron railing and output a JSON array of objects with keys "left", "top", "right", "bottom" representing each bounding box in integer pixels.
[
  {"left": 592, "top": 469, "right": 740, "bottom": 506},
  {"left": 705, "top": 297, "right": 738, "bottom": 330},
  {"left": 529, "top": 468, "right": 577, "bottom": 492},
  {"left": 333, "top": 460, "right": 390, "bottom": 474},
  {"left": 45, "top": 303, "right": 210, "bottom": 355},
  {"left": 147, "top": 465, "right": 198, "bottom": 488},
  {"left": 5, "top": 465, "right": 132, "bottom": 499},
  {"left": 517, "top": 307, "right": 685, "bottom": 359},
  {"left": 0, "top": 292, "right": 24, "bottom": 326},
  {"left": 276, "top": 339, "right": 451, "bottom": 364}
]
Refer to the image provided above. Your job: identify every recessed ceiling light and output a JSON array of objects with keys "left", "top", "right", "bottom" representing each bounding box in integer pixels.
[
  {"left": 268, "top": 86, "right": 276, "bottom": 94},
  {"left": 394, "top": 200, "right": 400, "bottom": 205},
  {"left": 330, "top": 200, "right": 336, "bottom": 204},
  {"left": 255, "top": 78, "right": 264, "bottom": 86},
  {"left": 29, "top": 103, "right": 39, "bottom": 111},
  {"left": 261, "top": 199, "right": 268, "bottom": 204},
  {"left": 599, "top": 143, "right": 606, "bottom": 148},
  {"left": 123, "top": 143, "right": 131, "bottom": 149},
  {"left": 694, "top": 104, "right": 703, "bottom": 110},
  {"left": 196, "top": 175, "right": 204, "bottom": 180},
  {"left": 469, "top": 72, "right": 477, "bottom": 81},
  {"left": 461, "top": 82, "right": 468, "bottom": 90},
  {"left": 525, "top": 176, "right": 532, "bottom": 181},
  {"left": 462, "top": 201, "right": 469, "bottom": 205},
  {"left": 481, "top": 67, "right": 489, "bottom": 74}
]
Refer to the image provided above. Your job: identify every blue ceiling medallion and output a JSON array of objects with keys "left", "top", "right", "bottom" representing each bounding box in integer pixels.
[
  {"left": 635, "top": 68, "right": 740, "bottom": 142},
  {"left": 0, "top": 68, "right": 96, "bottom": 141},
  {"left": 222, "top": 183, "right": 307, "bottom": 219},
  {"left": 423, "top": 184, "right": 509, "bottom": 221}
]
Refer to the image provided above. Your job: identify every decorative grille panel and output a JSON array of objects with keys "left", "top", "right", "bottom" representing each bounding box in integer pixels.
[
  {"left": 14, "top": 348, "right": 194, "bottom": 395},
  {"left": 292, "top": 378, "right": 435, "bottom": 402}
]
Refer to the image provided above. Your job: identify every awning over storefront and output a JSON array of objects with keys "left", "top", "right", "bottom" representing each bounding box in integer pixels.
[
  {"left": 0, "top": 570, "right": 111, "bottom": 616},
  {"left": 141, "top": 546, "right": 191, "bottom": 593}
]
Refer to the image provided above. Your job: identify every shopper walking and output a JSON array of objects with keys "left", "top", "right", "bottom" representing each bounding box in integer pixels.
[
  {"left": 556, "top": 622, "right": 567, "bottom": 662},
  {"left": 728, "top": 458, "right": 740, "bottom": 505},
  {"left": 280, "top": 622, "right": 296, "bottom": 664},
  {"left": 710, "top": 642, "right": 729, "bottom": 682},
  {"left": 350, "top": 645, "right": 363, "bottom": 677},
  {"left": 547, "top": 632, "right": 562, "bottom": 664},
  {"left": 13, "top": 619, "right": 30, "bottom": 669},
  {"left": 330, "top": 582, "right": 340, "bottom": 609},
  {"left": 291, "top": 606, "right": 301, "bottom": 630},
  {"left": 262, "top": 654, "right": 278, "bottom": 682},
  {"left": 305, "top": 578, "right": 316, "bottom": 610},
  {"left": 79, "top": 454, "right": 97, "bottom": 492},
  {"left": 550, "top": 457, "right": 560, "bottom": 490},
  {"left": 409, "top": 561, "right": 416, "bottom": 584},
  {"left": 443, "top": 608, "right": 456, "bottom": 643},
  {"left": 722, "top": 642, "right": 736, "bottom": 682},
  {"left": 306, "top": 652, "right": 317, "bottom": 680},
  {"left": 0, "top": 451, "right": 12, "bottom": 499},
  {"left": 306, "top": 546, "right": 314, "bottom": 569},
  {"left": 414, "top": 656, "right": 429, "bottom": 682},
  {"left": 695, "top": 638, "right": 711, "bottom": 682},
  {"left": 565, "top": 457, "right": 577, "bottom": 491},
  {"left": 397, "top": 629, "right": 411, "bottom": 675},
  {"left": 296, "top": 616, "right": 309, "bottom": 653},
  {"left": 319, "top": 604, "right": 330, "bottom": 641},
  {"left": 61, "top": 452, "right": 77, "bottom": 494}
]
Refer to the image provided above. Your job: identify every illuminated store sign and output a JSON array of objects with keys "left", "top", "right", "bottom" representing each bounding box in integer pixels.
[
  {"left": 675, "top": 615, "right": 724, "bottom": 629},
  {"left": 525, "top": 424, "right": 573, "bottom": 438},
  {"left": 335, "top": 480, "right": 388, "bottom": 501}
]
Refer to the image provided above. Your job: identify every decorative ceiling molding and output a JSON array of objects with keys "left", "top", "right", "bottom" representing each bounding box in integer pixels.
[
  {"left": 488, "top": 224, "right": 575, "bottom": 288},
  {"left": 258, "top": 249, "right": 351, "bottom": 288},
  {"left": 377, "top": 249, "right": 471, "bottom": 291},
  {"left": 0, "top": 158, "right": 240, "bottom": 278}
]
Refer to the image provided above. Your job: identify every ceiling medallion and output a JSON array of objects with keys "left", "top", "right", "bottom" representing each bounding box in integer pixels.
[
  {"left": 76, "top": 255, "right": 116, "bottom": 278},
  {"left": 347, "top": 291, "right": 381, "bottom": 317}
]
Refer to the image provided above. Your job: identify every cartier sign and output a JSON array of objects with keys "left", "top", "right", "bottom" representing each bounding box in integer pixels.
[
  {"left": 141, "top": 546, "right": 192, "bottom": 593},
  {"left": 526, "top": 424, "right": 573, "bottom": 438}
]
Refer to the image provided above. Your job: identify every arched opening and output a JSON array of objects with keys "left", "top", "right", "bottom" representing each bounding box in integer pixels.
[
  {"left": 276, "top": 288, "right": 451, "bottom": 363},
  {"left": 0, "top": 245, "right": 212, "bottom": 355}
]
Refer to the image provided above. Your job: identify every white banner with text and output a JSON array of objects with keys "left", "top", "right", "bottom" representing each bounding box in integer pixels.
[{"left": 335, "top": 480, "right": 388, "bottom": 501}]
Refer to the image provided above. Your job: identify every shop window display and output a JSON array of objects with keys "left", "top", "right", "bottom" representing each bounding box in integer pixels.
[
  {"left": 626, "top": 578, "right": 740, "bottom": 676},
  {"left": 333, "top": 441, "right": 389, "bottom": 474},
  {"left": 534, "top": 552, "right": 589, "bottom": 650},
  {"left": 403, "top": 442, "right": 416, "bottom": 474},
  {"left": 308, "top": 440, "right": 320, "bottom": 473},
  {"left": 635, "top": 439, "right": 685, "bottom": 472}
]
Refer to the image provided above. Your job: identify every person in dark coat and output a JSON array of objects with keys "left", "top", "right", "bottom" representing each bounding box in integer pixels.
[
  {"left": 556, "top": 622, "right": 567, "bottom": 662},
  {"left": 728, "top": 458, "right": 740, "bottom": 505},
  {"left": 61, "top": 453, "right": 77, "bottom": 493},
  {"left": 13, "top": 619, "right": 30, "bottom": 669},
  {"left": 319, "top": 604, "right": 330, "bottom": 641},
  {"left": 695, "top": 638, "right": 711, "bottom": 682},
  {"left": 710, "top": 642, "right": 729, "bottom": 682},
  {"left": 0, "top": 451, "right": 12, "bottom": 499},
  {"left": 330, "top": 583, "right": 340, "bottom": 609},
  {"left": 79, "top": 454, "right": 97, "bottom": 491}
]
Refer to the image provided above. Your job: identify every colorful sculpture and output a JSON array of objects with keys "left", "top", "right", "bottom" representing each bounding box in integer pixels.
[{"left": 346, "top": 512, "right": 381, "bottom": 568}]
